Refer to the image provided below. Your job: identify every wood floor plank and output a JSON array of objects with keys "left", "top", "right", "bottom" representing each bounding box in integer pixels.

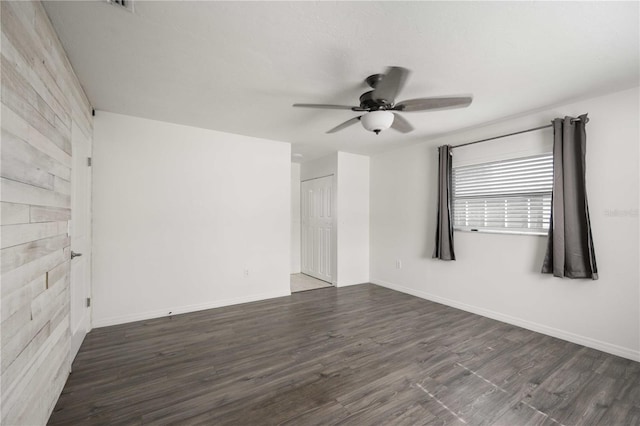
[{"left": 48, "top": 285, "right": 640, "bottom": 425}]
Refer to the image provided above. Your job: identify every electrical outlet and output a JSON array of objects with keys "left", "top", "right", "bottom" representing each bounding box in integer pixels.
[
  {"left": 244, "top": 269, "right": 249, "bottom": 277},
  {"left": 396, "top": 259, "right": 402, "bottom": 269}
]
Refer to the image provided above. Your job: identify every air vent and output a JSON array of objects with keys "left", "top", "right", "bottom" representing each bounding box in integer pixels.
[{"left": 106, "top": 0, "right": 134, "bottom": 13}]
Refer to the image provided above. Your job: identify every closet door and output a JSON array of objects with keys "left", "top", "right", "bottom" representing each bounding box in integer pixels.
[{"left": 301, "top": 176, "right": 333, "bottom": 283}]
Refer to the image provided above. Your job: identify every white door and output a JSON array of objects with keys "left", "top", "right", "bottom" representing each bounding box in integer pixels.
[
  {"left": 69, "top": 122, "right": 92, "bottom": 365},
  {"left": 301, "top": 176, "right": 333, "bottom": 283}
]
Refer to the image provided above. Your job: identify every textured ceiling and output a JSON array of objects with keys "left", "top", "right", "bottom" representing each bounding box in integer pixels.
[{"left": 43, "top": 1, "right": 639, "bottom": 162}]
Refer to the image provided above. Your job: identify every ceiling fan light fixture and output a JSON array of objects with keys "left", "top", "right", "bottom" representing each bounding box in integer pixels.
[{"left": 361, "top": 110, "right": 394, "bottom": 134}]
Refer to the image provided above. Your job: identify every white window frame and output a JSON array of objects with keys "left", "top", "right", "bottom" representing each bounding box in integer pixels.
[{"left": 452, "top": 153, "right": 553, "bottom": 236}]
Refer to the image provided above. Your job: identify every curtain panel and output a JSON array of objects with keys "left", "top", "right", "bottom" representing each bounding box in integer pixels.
[
  {"left": 542, "top": 114, "right": 598, "bottom": 279},
  {"left": 433, "top": 145, "right": 456, "bottom": 260}
]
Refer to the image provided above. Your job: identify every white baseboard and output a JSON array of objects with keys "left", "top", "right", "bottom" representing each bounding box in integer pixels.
[
  {"left": 93, "top": 289, "right": 291, "bottom": 328},
  {"left": 336, "top": 281, "right": 368, "bottom": 288},
  {"left": 371, "top": 279, "right": 640, "bottom": 362}
]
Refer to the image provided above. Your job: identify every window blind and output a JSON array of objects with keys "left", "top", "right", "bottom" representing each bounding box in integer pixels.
[{"left": 452, "top": 153, "right": 553, "bottom": 235}]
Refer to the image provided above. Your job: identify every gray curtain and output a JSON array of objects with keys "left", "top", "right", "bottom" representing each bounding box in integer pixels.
[
  {"left": 542, "top": 114, "right": 598, "bottom": 279},
  {"left": 433, "top": 145, "right": 456, "bottom": 260}
]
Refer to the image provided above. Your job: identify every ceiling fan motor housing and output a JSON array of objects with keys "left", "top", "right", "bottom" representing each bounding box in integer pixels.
[{"left": 359, "top": 91, "right": 391, "bottom": 110}]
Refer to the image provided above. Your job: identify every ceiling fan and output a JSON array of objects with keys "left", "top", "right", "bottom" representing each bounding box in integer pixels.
[{"left": 293, "top": 66, "right": 472, "bottom": 135}]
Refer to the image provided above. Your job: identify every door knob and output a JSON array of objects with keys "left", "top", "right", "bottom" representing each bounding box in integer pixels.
[{"left": 71, "top": 251, "right": 83, "bottom": 259}]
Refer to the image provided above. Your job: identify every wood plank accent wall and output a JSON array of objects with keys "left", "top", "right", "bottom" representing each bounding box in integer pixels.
[{"left": 1, "top": 1, "right": 93, "bottom": 424}]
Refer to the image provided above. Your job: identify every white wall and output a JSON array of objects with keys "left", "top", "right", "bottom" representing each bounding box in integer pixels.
[
  {"left": 92, "top": 112, "right": 291, "bottom": 326},
  {"left": 301, "top": 152, "right": 337, "bottom": 181},
  {"left": 336, "top": 152, "right": 370, "bottom": 286},
  {"left": 291, "top": 163, "right": 301, "bottom": 273},
  {"left": 370, "top": 87, "right": 639, "bottom": 361}
]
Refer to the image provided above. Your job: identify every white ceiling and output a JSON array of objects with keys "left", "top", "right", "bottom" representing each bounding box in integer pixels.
[{"left": 44, "top": 1, "right": 639, "bottom": 162}]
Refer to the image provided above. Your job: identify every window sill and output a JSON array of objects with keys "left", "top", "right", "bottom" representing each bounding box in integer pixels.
[{"left": 454, "top": 227, "right": 548, "bottom": 237}]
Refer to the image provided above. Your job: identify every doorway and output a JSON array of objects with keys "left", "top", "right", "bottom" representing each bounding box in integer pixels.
[{"left": 300, "top": 175, "right": 335, "bottom": 285}]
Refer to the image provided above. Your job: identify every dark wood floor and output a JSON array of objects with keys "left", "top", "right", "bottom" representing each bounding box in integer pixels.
[{"left": 49, "top": 284, "right": 640, "bottom": 425}]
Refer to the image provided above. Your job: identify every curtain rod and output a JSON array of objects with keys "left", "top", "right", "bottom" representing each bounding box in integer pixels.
[{"left": 450, "top": 117, "right": 585, "bottom": 150}]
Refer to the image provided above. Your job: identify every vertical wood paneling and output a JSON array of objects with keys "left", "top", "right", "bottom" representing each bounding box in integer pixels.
[
  {"left": 1, "top": 54, "right": 71, "bottom": 155},
  {"left": 2, "top": 128, "right": 72, "bottom": 181},
  {"left": 1, "top": 30, "right": 72, "bottom": 129},
  {"left": 1, "top": 220, "right": 67, "bottom": 249},
  {"left": 1, "top": 234, "right": 70, "bottom": 273},
  {"left": 1, "top": 201, "right": 30, "bottom": 225},
  {"left": 1, "top": 176, "right": 70, "bottom": 207},
  {"left": 2, "top": 105, "right": 71, "bottom": 167},
  {"left": 1, "top": 275, "right": 46, "bottom": 321},
  {"left": 1, "top": 245, "right": 69, "bottom": 297},
  {"left": 0, "top": 1, "right": 93, "bottom": 424}
]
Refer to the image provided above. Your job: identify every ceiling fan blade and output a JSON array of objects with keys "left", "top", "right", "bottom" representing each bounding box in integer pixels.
[
  {"left": 372, "top": 66, "right": 409, "bottom": 104},
  {"left": 391, "top": 113, "right": 414, "bottom": 133},
  {"left": 394, "top": 96, "right": 473, "bottom": 112},
  {"left": 293, "top": 103, "right": 358, "bottom": 110},
  {"left": 326, "top": 116, "right": 362, "bottom": 134}
]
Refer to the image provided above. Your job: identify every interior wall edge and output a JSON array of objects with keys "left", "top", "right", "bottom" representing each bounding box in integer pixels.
[{"left": 371, "top": 279, "right": 640, "bottom": 362}]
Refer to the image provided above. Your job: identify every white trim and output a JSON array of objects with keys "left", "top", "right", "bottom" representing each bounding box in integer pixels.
[
  {"left": 336, "top": 281, "right": 367, "bottom": 288},
  {"left": 93, "top": 289, "right": 291, "bottom": 328},
  {"left": 70, "top": 326, "right": 87, "bottom": 370},
  {"left": 454, "top": 227, "right": 547, "bottom": 237},
  {"left": 301, "top": 173, "right": 334, "bottom": 183},
  {"left": 371, "top": 279, "right": 640, "bottom": 362}
]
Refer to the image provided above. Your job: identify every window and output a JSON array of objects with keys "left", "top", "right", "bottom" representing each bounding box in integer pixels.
[{"left": 452, "top": 153, "right": 553, "bottom": 235}]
